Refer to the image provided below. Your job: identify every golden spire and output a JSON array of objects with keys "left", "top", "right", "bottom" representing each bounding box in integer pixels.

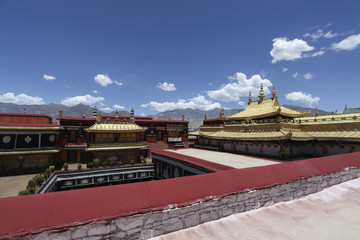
[
  {"left": 248, "top": 90, "right": 253, "bottom": 105},
  {"left": 182, "top": 114, "right": 185, "bottom": 121},
  {"left": 258, "top": 83, "right": 265, "bottom": 102},
  {"left": 59, "top": 108, "right": 63, "bottom": 117},
  {"left": 23, "top": 108, "right": 26, "bottom": 114},
  {"left": 130, "top": 108, "right": 135, "bottom": 123},
  {"left": 315, "top": 107, "right": 319, "bottom": 117},
  {"left": 272, "top": 84, "right": 277, "bottom": 99},
  {"left": 115, "top": 109, "right": 119, "bottom": 122},
  {"left": 204, "top": 114, "right": 207, "bottom": 120}
]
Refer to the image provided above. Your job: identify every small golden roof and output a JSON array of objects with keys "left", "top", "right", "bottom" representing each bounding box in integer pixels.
[{"left": 86, "top": 122, "right": 145, "bottom": 133}]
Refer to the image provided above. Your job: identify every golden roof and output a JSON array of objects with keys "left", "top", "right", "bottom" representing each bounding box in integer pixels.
[
  {"left": 228, "top": 98, "right": 308, "bottom": 120},
  {"left": 0, "top": 149, "right": 60, "bottom": 156},
  {"left": 86, "top": 122, "right": 145, "bottom": 133}
]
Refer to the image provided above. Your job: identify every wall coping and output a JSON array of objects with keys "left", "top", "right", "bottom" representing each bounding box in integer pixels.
[{"left": 1, "top": 152, "right": 360, "bottom": 238}]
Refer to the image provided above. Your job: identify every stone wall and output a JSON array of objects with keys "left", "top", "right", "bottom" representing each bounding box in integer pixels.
[{"left": 27, "top": 167, "right": 360, "bottom": 240}]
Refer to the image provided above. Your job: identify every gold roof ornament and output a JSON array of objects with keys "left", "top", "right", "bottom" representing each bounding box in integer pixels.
[
  {"left": 130, "top": 108, "right": 135, "bottom": 123},
  {"left": 182, "top": 114, "right": 185, "bottom": 121},
  {"left": 220, "top": 108, "right": 225, "bottom": 118},
  {"left": 205, "top": 114, "right": 207, "bottom": 120},
  {"left": 115, "top": 109, "right": 119, "bottom": 122},
  {"left": 248, "top": 90, "right": 253, "bottom": 105},
  {"left": 272, "top": 84, "right": 277, "bottom": 100},
  {"left": 93, "top": 106, "right": 98, "bottom": 118},
  {"left": 23, "top": 108, "right": 26, "bottom": 114},
  {"left": 315, "top": 108, "right": 319, "bottom": 117},
  {"left": 59, "top": 108, "right": 63, "bottom": 117},
  {"left": 258, "top": 83, "right": 265, "bottom": 102}
]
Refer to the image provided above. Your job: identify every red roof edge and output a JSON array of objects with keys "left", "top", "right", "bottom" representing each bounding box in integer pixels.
[
  {"left": 0, "top": 152, "right": 360, "bottom": 238},
  {"left": 0, "top": 113, "right": 52, "bottom": 119},
  {"left": 151, "top": 149, "right": 234, "bottom": 172}
]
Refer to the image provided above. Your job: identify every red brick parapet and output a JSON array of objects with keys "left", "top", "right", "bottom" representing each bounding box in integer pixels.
[{"left": 1, "top": 152, "right": 360, "bottom": 239}]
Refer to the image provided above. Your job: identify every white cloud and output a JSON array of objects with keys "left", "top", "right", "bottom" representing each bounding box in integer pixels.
[
  {"left": 0, "top": 92, "right": 45, "bottom": 105},
  {"left": 260, "top": 70, "right": 268, "bottom": 78},
  {"left": 113, "top": 104, "right": 125, "bottom": 110},
  {"left": 141, "top": 95, "right": 221, "bottom": 112},
  {"left": 100, "top": 107, "right": 112, "bottom": 112},
  {"left": 304, "top": 29, "right": 338, "bottom": 41},
  {"left": 285, "top": 91, "right": 320, "bottom": 107},
  {"left": 281, "top": 67, "right": 288, "bottom": 72},
  {"left": 331, "top": 33, "right": 360, "bottom": 51},
  {"left": 157, "top": 82, "right": 176, "bottom": 91},
  {"left": 324, "top": 31, "right": 337, "bottom": 39},
  {"left": 303, "top": 72, "right": 313, "bottom": 80},
  {"left": 94, "top": 74, "right": 113, "bottom": 87},
  {"left": 270, "top": 38, "right": 314, "bottom": 63},
  {"left": 94, "top": 74, "right": 123, "bottom": 87},
  {"left": 140, "top": 113, "right": 145, "bottom": 116},
  {"left": 61, "top": 94, "right": 104, "bottom": 107},
  {"left": 114, "top": 81, "right": 123, "bottom": 86},
  {"left": 311, "top": 51, "right": 325, "bottom": 57},
  {"left": 293, "top": 73, "right": 298, "bottom": 78},
  {"left": 238, "top": 101, "right": 245, "bottom": 107},
  {"left": 207, "top": 72, "right": 272, "bottom": 102},
  {"left": 43, "top": 74, "right": 56, "bottom": 81},
  {"left": 93, "top": 90, "right": 98, "bottom": 94},
  {"left": 304, "top": 29, "right": 324, "bottom": 41}
]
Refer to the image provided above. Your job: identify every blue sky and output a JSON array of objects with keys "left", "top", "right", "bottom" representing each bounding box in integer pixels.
[{"left": 0, "top": 0, "right": 359, "bottom": 116}]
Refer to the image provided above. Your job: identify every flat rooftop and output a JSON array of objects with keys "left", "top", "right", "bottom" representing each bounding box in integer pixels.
[
  {"left": 151, "top": 177, "right": 360, "bottom": 240},
  {"left": 165, "top": 149, "right": 280, "bottom": 169}
]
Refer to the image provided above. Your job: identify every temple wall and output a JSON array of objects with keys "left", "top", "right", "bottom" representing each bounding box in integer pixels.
[{"left": 22, "top": 167, "right": 360, "bottom": 240}]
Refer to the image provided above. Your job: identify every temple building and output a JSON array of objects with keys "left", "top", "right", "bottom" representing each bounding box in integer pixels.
[
  {"left": 57, "top": 107, "right": 189, "bottom": 164},
  {"left": 85, "top": 110, "right": 146, "bottom": 165},
  {"left": 192, "top": 84, "right": 360, "bottom": 160},
  {"left": 0, "top": 112, "right": 61, "bottom": 176}
]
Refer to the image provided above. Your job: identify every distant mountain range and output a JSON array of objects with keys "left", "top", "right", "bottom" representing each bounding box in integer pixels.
[{"left": 0, "top": 102, "right": 331, "bottom": 130}]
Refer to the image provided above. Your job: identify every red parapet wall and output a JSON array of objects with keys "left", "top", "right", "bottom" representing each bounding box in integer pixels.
[{"left": 1, "top": 152, "right": 360, "bottom": 238}]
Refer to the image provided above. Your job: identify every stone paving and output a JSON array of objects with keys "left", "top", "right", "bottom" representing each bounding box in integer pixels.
[{"left": 0, "top": 174, "right": 36, "bottom": 198}]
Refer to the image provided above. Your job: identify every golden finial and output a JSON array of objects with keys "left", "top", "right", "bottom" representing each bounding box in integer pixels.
[
  {"left": 169, "top": 116, "right": 171, "bottom": 120},
  {"left": 130, "top": 108, "right": 135, "bottom": 123},
  {"left": 315, "top": 107, "right": 319, "bottom": 117},
  {"left": 204, "top": 114, "right": 207, "bottom": 120},
  {"left": 272, "top": 84, "right": 277, "bottom": 99},
  {"left": 248, "top": 90, "right": 253, "bottom": 105},
  {"left": 258, "top": 83, "right": 265, "bottom": 102},
  {"left": 220, "top": 107, "right": 225, "bottom": 118},
  {"left": 59, "top": 108, "right": 63, "bottom": 117},
  {"left": 182, "top": 114, "right": 185, "bottom": 121},
  {"left": 23, "top": 108, "right": 26, "bottom": 114}
]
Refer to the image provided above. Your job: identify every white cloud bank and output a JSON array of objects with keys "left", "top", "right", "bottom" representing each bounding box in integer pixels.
[
  {"left": 113, "top": 104, "right": 125, "bottom": 110},
  {"left": 61, "top": 94, "right": 104, "bottom": 107},
  {"left": 270, "top": 38, "right": 314, "bottom": 63},
  {"left": 0, "top": 92, "right": 45, "bottom": 105},
  {"left": 100, "top": 107, "right": 112, "bottom": 112},
  {"left": 141, "top": 95, "right": 220, "bottom": 112},
  {"left": 43, "top": 74, "right": 56, "bottom": 81},
  {"left": 157, "top": 82, "right": 176, "bottom": 91},
  {"left": 285, "top": 91, "right": 320, "bottom": 107},
  {"left": 304, "top": 29, "right": 338, "bottom": 41},
  {"left": 207, "top": 72, "right": 272, "bottom": 102},
  {"left": 331, "top": 33, "right": 360, "bottom": 51},
  {"left": 94, "top": 74, "right": 123, "bottom": 87}
]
